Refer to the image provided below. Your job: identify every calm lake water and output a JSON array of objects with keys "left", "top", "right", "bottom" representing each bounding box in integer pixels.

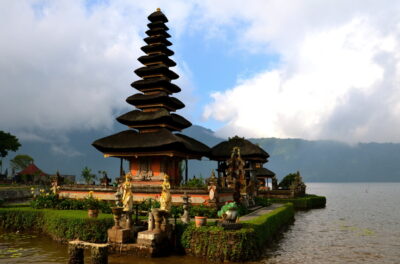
[{"left": 1, "top": 183, "right": 399, "bottom": 263}]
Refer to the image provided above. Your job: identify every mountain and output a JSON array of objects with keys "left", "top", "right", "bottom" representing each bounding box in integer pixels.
[{"left": 3, "top": 125, "right": 400, "bottom": 182}]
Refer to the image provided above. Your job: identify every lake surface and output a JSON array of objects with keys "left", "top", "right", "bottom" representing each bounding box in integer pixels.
[{"left": 1, "top": 183, "right": 399, "bottom": 263}]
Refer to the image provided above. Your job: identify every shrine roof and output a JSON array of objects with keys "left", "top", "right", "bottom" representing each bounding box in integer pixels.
[
  {"left": 92, "top": 128, "right": 210, "bottom": 157},
  {"left": 126, "top": 92, "right": 184, "bottom": 110},
  {"left": 147, "top": 21, "right": 169, "bottom": 30},
  {"left": 131, "top": 77, "right": 181, "bottom": 93},
  {"left": 138, "top": 54, "right": 176, "bottom": 67},
  {"left": 140, "top": 44, "right": 174, "bottom": 56},
  {"left": 116, "top": 109, "right": 191, "bottom": 130},
  {"left": 148, "top": 9, "right": 168, "bottom": 23},
  {"left": 210, "top": 136, "right": 270, "bottom": 161},
  {"left": 254, "top": 167, "right": 275, "bottom": 178},
  {"left": 134, "top": 65, "right": 178, "bottom": 79},
  {"left": 145, "top": 28, "right": 171, "bottom": 38},
  {"left": 17, "top": 163, "right": 48, "bottom": 176},
  {"left": 144, "top": 35, "right": 172, "bottom": 46}
]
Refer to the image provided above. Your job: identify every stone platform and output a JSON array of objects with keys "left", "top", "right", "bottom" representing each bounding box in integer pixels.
[{"left": 108, "top": 241, "right": 169, "bottom": 257}]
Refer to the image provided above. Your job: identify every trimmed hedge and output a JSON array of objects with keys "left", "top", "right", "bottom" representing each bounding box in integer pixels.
[
  {"left": 0, "top": 207, "right": 113, "bottom": 242},
  {"left": 180, "top": 203, "right": 294, "bottom": 262},
  {"left": 269, "top": 194, "right": 326, "bottom": 209}
]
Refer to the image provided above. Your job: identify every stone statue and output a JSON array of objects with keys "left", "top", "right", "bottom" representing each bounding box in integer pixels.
[
  {"left": 181, "top": 192, "right": 191, "bottom": 224},
  {"left": 208, "top": 170, "right": 218, "bottom": 202},
  {"left": 122, "top": 172, "right": 134, "bottom": 212},
  {"left": 160, "top": 174, "right": 171, "bottom": 212}
]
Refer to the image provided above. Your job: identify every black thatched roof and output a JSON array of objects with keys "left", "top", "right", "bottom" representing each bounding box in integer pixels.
[
  {"left": 148, "top": 10, "right": 168, "bottom": 23},
  {"left": 147, "top": 21, "right": 169, "bottom": 30},
  {"left": 145, "top": 28, "right": 171, "bottom": 38},
  {"left": 92, "top": 128, "right": 210, "bottom": 157},
  {"left": 254, "top": 167, "right": 275, "bottom": 178},
  {"left": 131, "top": 77, "right": 181, "bottom": 93},
  {"left": 210, "top": 136, "right": 269, "bottom": 161},
  {"left": 144, "top": 36, "right": 172, "bottom": 46},
  {"left": 138, "top": 54, "right": 176, "bottom": 67},
  {"left": 134, "top": 65, "right": 178, "bottom": 79},
  {"left": 116, "top": 109, "right": 191, "bottom": 130},
  {"left": 140, "top": 44, "right": 174, "bottom": 56},
  {"left": 126, "top": 92, "right": 184, "bottom": 110}
]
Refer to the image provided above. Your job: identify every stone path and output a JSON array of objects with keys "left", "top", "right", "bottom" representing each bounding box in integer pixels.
[{"left": 239, "top": 203, "right": 281, "bottom": 222}]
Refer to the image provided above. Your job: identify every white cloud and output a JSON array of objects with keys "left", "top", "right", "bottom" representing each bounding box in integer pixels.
[
  {"left": 201, "top": 1, "right": 400, "bottom": 143},
  {"left": 51, "top": 144, "right": 83, "bottom": 157},
  {"left": 2, "top": 0, "right": 400, "bottom": 143},
  {"left": 0, "top": 0, "right": 197, "bottom": 136}
]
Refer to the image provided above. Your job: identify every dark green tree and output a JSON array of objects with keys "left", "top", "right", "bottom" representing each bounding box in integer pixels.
[
  {"left": 10, "top": 154, "right": 34, "bottom": 172},
  {"left": 81, "top": 166, "right": 96, "bottom": 184},
  {"left": 278, "top": 173, "right": 298, "bottom": 189},
  {"left": 0, "top": 131, "right": 21, "bottom": 173}
]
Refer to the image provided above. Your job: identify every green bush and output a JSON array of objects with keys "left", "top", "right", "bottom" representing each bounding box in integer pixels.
[
  {"left": 254, "top": 197, "right": 271, "bottom": 207},
  {"left": 168, "top": 204, "right": 218, "bottom": 218},
  {"left": 138, "top": 198, "right": 160, "bottom": 211},
  {"left": 54, "top": 198, "right": 86, "bottom": 210},
  {"left": 278, "top": 173, "right": 297, "bottom": 189},
  {"left": 268, "top": 195, "right": 326, "bottom": 209},
  {"left": 0, "top": 199, "right": 4, "bottom": 207},
  {"left": 0, "top": 207, "right": 113, "bottom": 242},
  {"left": 29, "top": 190, "right": 113, "bottom": 213},
  {"left": 181, "top": 177, "right": 206, "bottom": 188},
  {"left": 190, "top": 204, "right": 217, "bottom": 218},
  {"left": 243, "top": 203, "right": 294, "bottom": 247},
  {"left": 180, "top": 203, "right": 295, "bottom": 262}
]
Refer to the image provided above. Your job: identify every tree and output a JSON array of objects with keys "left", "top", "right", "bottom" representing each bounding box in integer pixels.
[
  {"left": 278, "top": 172, "right": 297, "bottom": 189},
  {"left": 10, "top": 154, "right": 34, "bottom": 172},
  {"left": 0, "top": 131, "right": 21, "bottom": 172},
  {"left": 81, "top": 166, "right": 96, "bottom": 184}
]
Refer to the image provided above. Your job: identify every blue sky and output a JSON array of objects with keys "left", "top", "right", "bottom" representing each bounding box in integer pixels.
[{"left": 2, "top": 0, "right": 400, "bottom": 148}]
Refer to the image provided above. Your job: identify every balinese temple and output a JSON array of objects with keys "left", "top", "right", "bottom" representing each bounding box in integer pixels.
[
  {"left": 254, "top": 167, "right": 277, "bottom": 190},
  {"left": 210, "top": 136, "right": 272, "bottom": 189},
  {"left": 92, "top": 9, "right": 210, "bottom": 187}
]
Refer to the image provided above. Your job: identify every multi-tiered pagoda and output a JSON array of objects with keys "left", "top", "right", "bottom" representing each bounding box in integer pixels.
[{"left": 93, "top": 9, "right": 210, "bottom": 187}]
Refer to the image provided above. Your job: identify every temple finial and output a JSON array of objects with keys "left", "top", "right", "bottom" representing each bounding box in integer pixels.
[{"left": 156, "top": 8, "right": 161, "bottom": 12}]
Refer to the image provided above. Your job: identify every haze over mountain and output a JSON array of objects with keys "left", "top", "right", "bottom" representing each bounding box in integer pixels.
[{"left": 3, "top": 125, "right": 400, "bottom": 183}]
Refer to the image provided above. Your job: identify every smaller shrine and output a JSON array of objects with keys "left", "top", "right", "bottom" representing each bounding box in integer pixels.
[{"left": 210, "top": 136, "right": 271, "bottom": 205}]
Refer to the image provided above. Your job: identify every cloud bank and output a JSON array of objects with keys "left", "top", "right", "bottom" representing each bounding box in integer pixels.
[
  {"left": 201, "top": 0, "right": 400, "bottom": 143},
  {"left": 0, "top": 0, "right": 195, "bottom": 141},
  {"left": 1, "top": 0, "right": 400, "bottom": 145}
]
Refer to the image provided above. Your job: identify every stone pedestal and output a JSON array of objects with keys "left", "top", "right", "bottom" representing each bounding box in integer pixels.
[
  {"left": 68, "top": 241, "right": 84, "bottom": 264},
  {"left": 107, "top": 226, "right": 131, "bottom": 243},
  {"left": 90, "top": 244, "right": 108, "bottom": 264},
  {"left": 137, "top": 230, "right": 164, "bottom": 246}
]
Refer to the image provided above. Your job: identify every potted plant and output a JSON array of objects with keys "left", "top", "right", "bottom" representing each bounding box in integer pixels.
[
  {"left": 218, "top": 202, "right": 238, "bottom": 223},
  {"left": 194, "top": 205, "right": 207, "bottom": 227},
  {"left": 85, "top": 191, "right": 100, "bottom": 218}
]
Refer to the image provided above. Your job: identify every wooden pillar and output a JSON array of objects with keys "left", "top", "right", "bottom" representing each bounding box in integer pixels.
[
  {"left": 119, "top": 158, "right": 123, "bottom": 177},
  {"left": 68, "top": 241, "right": 84, "bottom": 264},
  {"left": 185, "top": 159, "right": 188, "bottom": 183},
  {"left": 90, "top": 244, "right": 108, "bottom": 264}
]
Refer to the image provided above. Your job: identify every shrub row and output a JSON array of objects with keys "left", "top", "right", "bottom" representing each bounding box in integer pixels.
[
  {"left": 0, "top": 207, "right": 113, "bottom": 242},
  {"left": 30, "top": 193, "right": 113, "bottom": 214},
  {"left": 268, "top": 194, "right": 326, "bottom": 209},
  {"left": 179, "top": 203, "right": 294, "bottom": 262}
]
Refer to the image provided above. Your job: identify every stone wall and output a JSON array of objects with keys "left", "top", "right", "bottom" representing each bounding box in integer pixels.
[
  {"left": 0, "top": 187, "right": 32, "bottom": 201},
  {"left": 58, "top": 185, "right": 235, "bottom": 206}
]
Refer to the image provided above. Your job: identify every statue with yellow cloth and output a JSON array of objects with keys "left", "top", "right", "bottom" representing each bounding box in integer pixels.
[
  {"left": 122, "top": 172, "right": 134, "bottom": 212},
  {"left": 160, "top": 174, "right": 171, "bottom": 212}
]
